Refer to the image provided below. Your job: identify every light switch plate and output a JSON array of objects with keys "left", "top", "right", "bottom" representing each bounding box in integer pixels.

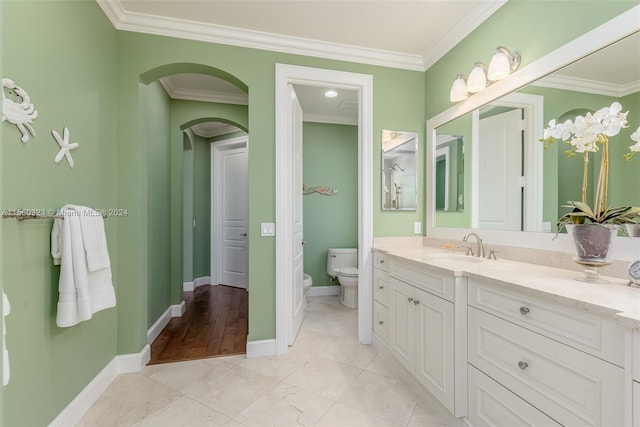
[
  {"left": 414, "top": 222, "right": 422, "bottom": 234},
  {"left": 261, "top": 222, "right": 275, "bottom": 237}
]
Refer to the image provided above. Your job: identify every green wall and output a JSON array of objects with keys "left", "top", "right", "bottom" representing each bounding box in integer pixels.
[
  {"left": 1, "top": 1, "right": 118, "bottom": 425},
  {"left": 145, "top": 81, "right": 172, "bottom": 327},
  {"left": 303, "top": 123, "right": 358, "bottom": 287},
  {"left": 182, "top": 132, "right": 195, "bottom": 282},
  {"left": 193, "top": 134, "right": 211, "bottom": 279}
]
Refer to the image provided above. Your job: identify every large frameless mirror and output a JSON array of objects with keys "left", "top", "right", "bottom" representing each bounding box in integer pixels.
[{"left": 381, "top": 130, "right": 418, "bottom": 210}]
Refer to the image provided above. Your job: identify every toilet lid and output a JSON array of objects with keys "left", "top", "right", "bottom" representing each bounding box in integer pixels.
[{"left": 339, "top": 267, "right": 358, "bottom": 277}]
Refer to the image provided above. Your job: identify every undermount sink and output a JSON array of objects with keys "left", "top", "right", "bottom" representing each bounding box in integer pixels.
[{"left": 425, "top": 253, "right": 484, "bottom": 263}]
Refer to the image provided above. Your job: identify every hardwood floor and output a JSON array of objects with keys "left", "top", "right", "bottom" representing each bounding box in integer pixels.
[{"left": 148, "top": 284, "right": 248, "bottom": 365}]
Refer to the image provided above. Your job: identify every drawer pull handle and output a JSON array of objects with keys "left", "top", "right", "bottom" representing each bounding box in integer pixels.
[
  {"left": 408, "top": 297, "right": 414, "bottom": 302},
  {"left": 379, "top": 286, "right": 384, "bottom": 290},
  {"left": 518, "top": 361, "right": 529, "bottom": 370},
  {"left": 413, "top": 300, "right": 419, "bottom": 305},
  {"left": 519, "top": 306, "right": 530, "bottom": 315},
  {"left": 378, "top": 320, "right": 384, "bottom": 325},
  {"left": 380, "top": 260, "right": 385, "bottom": 264}
]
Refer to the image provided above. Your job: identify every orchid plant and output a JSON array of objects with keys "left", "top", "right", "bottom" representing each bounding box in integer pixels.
[{"left": 541, "top": 102, "right": 640, "bottom": 229}]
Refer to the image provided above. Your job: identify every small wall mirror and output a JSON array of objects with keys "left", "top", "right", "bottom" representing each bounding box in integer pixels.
[{"left": 381, "top": 130, "right": 418, "bottom": 210}]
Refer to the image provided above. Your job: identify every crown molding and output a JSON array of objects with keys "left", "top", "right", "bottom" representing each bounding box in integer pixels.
[
  {"left": 159, "top": 77, "right": 248, "bottom": 105},
  {"left": 302, "top": 114, "right": 358, "bottom": 126},
  {"left": 421, "top": 0, "right": 509, "bottom": 71},
  {"left": 192, "top": 123, "right": 240, "bottom": 139},
  {"left": 96, "top": 0, "right": 425, "bottom": 71},
  {"left": 532, "top": 74, "right": 640, "bottom": 98}
]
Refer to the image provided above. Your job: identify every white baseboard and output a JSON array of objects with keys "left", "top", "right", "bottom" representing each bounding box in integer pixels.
[
  {"left": 49, "top": 345, "right": 149, "bottom": 427},
  {"left": 306, "top": 285, "right": 340, "bottom": 297},
  {"left": 117, "top": 344, "right": 150, "bottom": 374},
  {"left": 183, "top": 276, "right": 213, "bottom": 291},
  {"left": 147, "top": 302, "right": 185, "bottom": 345},
  {"left": 246, "top": 339, "right": 276, "bottom": 358},
  {"left": 194, "top": 276, "right": 212, "bottom": 288}
]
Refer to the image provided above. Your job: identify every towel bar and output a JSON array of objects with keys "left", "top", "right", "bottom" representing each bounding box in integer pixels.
[{"left": 2, "top": 210, "right": 107, "bottom": 221}]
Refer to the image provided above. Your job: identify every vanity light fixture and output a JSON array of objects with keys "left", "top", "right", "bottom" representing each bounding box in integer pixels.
[
  {"left": 449, "top": 46, "right": 522, "bottom": 102},
  {"left": 324, "top": 89, "right": 338, "bottom": 98},
  {"left": 466, "top": 62, "right": 488, "bottom": 93},
  {"left": 449, "top": 74, "right": 468, "bottom": 102},
  {"left": 487, "top": 46, "right": 521, "bottom": 81}
]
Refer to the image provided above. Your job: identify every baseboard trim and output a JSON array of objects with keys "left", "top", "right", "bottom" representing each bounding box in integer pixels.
[
  {"left": 171, "top": 300, "right": 186, "bottom": 317},
  {"left": 246, "top": 339, "right": 276, "bottom": 358},
  {"left": 194, "top": 276, "right": 212, "bottom": 288},
  {"left": 117, "top": 344, "right": 150, "bottom": 374},
  {"left": 183, "top": 281, "right": 194, "bottom": 292},
  {"left": 147, "top": 302, "right": 185, "bottom": 345},
  {"left": 306, "top": 285, "right": 340, "bottom": 296},
  {"left": 49, "top": 345, "right": 149, "bottom": 427}
]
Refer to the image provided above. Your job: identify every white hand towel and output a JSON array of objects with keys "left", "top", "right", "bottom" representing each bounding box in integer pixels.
[
  {"left": 52, "top": 205, "right": 116, "bottom": 327},
  {"left": 3, "top": 291, "right": 10, "bottom": 387},
  {"left": 71, "top": 206, "right": 111, "bottom": 272}
]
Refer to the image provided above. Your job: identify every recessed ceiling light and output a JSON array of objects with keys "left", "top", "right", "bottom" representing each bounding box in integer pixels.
[{"left": 324, "top": 90, "right": 338, "bottom": 98}]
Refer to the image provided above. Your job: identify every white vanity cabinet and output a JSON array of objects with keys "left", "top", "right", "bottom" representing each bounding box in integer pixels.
[
  {"left": 467, "top": 278, "right": 626, "bottom": 427},
  {"left": 634, "top": 330, "right": 640, "bottom": 427},
  {"left": 388, "top": 258, "right": 455, "bottom": 412},
  {"left": 372, "top": 252, "right": 390, "bottom": 345}
]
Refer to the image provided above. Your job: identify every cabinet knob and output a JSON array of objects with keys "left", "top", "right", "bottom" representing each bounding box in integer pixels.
[
  {"left": 378, "top": 320, "right": 384, "bottom": 325},
  {"left": 518, "top": 361, "right": 529, "bottom": 370},
  {"left": 379, "top": 286, "right": 384, "bottom": 290},
  {"left": 413, "top": 300, "right": 419, "bottom": 305},
  {"left": 408, "top": 297, "right": 414, "bottom": 302},
  {"left": 380, "top": 259, "right": 385, "bottom": 264},
  {"left": 519, "top": 306, "right": 530, "bottom": 315}
]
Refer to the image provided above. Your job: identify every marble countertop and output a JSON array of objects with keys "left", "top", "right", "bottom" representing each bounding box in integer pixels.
[{"left": 373, "top": 241, "right": 640, "bottom": 329}]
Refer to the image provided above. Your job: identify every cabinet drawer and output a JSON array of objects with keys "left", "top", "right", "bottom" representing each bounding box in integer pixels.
[
  {"left": 468, "top": 365, "right": 561, "bottom": 427},
  {"left": 468, "top": 279, "right": 625, "bottom": 366},
  {"left": 468, "top": 307, "right": 624, "bottom": 426},
  {"left": 373, "top": 252, "right": 388, "bottom": 272},
  {"left": 373, "top": 301, "right": 389, "bottom": 345},
  {"left": 389, "top": 259, "right": 453, "bottom": 302},
  {"left": 373, "top": 267, "right": 389, "bottom": 307}
]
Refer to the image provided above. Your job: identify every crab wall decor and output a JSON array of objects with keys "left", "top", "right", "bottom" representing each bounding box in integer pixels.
[{"left": 2, "top": 78, "right": 38, "bottom": 143}]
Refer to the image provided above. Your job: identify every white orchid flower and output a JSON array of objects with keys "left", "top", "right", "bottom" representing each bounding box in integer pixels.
[{"left": 630, "top": 126, "right": 640, "bottom": 143}]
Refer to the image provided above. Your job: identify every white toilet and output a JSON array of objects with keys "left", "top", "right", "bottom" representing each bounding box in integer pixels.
[
  {"left": 326, "top": 248, "right": 358, "bottom": 308},
  {"left": 302, "top": 273, "right": 313, "bottom": 307}
]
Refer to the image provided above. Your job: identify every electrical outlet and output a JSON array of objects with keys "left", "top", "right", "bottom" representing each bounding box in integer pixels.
[
  {"left": 261, "top": 222, "right": 275, "bottom": 237},
  {"left": 414, "top": 221, "right": 421, "bottom": 234}
]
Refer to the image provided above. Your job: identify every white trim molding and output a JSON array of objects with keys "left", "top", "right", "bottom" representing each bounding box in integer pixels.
[
  {"left": 48, "top": 345, "right": 150, "bottom": 427},
  {"left": 96, "top": 0, "right": 505, "bottom": 71},
  {"left": 246, "top": 339, "right": 276, "bottom": 359},
  {"left": 147, "top": 302, "right": 185, "bottom": 345},
  {"left": 194, "top": 276, "right": 212, "bottom": 288},
  {"left": 275, "top": 64, "right": 373, "bottom": 356}
]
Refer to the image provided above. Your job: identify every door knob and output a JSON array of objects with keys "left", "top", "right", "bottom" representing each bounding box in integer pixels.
[{"left": 241, "top": 233, "right": 247, "bottom": 237}]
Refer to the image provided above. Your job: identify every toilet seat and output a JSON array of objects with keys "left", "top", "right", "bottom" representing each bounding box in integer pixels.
[{"left": 338, "top": 267, "right": 358, "bottom": 278}]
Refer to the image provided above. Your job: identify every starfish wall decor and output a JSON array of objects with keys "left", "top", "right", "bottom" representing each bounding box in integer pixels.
[{"left": 51, "top": 127, "right": 79, "bottom": 168}]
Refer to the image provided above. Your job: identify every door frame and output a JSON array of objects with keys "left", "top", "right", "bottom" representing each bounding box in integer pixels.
[
  {"left": 275, "top": 64, "right": 373, "bottom": 354},
  {"left": 211, "top": 135, "right": 249, "bottom": 288}
]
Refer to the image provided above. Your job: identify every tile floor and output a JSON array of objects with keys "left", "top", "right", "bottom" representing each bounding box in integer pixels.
[{"left": 77, "top": 296, "right": 464, "bottom": 426}]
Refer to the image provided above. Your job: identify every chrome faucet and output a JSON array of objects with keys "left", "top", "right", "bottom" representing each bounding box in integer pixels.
[{"left": 463, "top": 232, "right": 485, "bottom": 258}]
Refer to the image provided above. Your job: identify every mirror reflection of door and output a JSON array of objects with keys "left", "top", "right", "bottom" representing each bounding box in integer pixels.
[{"left": 477, "top": 108, "right": 523, "bottom": 231}]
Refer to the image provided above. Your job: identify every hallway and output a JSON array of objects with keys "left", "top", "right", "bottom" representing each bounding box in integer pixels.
[{"left": 149, "top": 285, "right": 248, "bottom": 364}]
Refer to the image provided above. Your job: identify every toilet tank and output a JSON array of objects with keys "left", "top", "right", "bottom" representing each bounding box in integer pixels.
[{"left": 327, "top": 248, "right": 358, "bottom": 277}]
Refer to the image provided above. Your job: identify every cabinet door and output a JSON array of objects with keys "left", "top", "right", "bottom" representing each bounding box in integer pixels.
[
  {"left": 414, "top": 288, "right": 455, "bottom": 411},
  {"left": 389, "top": 277, "right": 415, "bottom": 373},
  {"left": 634, "top": 382, "right": 639, "bottom": 427}
]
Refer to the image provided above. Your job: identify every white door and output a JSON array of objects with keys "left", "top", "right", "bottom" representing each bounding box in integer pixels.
[
  {"left": 213, "top": 138, "right": 248, "bottom": 289},
  {"left": 289, "top": 84, "right": 305, "bottom": 345},
  {"left": 478, "top": 108, "right": 523, "bottom": 231}
]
